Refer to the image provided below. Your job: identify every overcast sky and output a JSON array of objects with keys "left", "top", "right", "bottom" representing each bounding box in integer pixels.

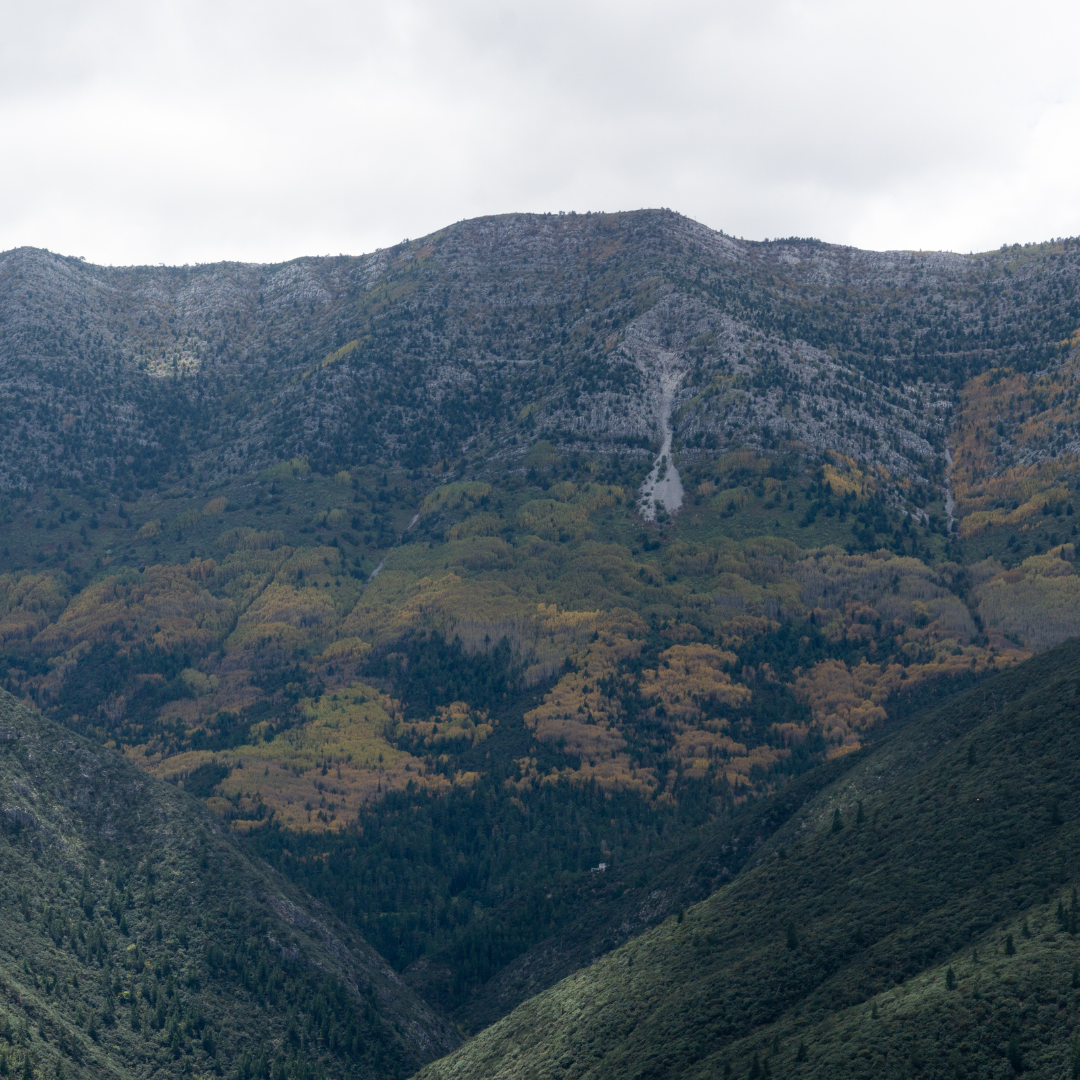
[{"left": 3, "top": 0, "right": 1079, "bottom": 265}]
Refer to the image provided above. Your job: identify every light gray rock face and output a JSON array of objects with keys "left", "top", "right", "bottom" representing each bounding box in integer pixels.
[{"left": 637, "top": 350, "right": 686, "bottom": 520}]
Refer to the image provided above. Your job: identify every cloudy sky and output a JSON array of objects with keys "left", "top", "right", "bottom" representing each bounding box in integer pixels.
[{"left": 3, "top": 0, "right": 1079, "bottom": 265}]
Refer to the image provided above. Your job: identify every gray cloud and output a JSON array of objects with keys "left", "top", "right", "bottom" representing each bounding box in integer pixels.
[{"left": 2, "top": 0, "right": 1078, "bottom": 263}]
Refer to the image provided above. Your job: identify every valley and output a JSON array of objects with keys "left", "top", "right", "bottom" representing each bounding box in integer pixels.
[{"left": 0, "top": 210, "right": 1079, "bottom": 1076}]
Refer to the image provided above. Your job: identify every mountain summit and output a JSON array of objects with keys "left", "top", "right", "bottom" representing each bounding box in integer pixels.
[{"left": 3, "top": 212, "right": 1078, "bottom": 502}]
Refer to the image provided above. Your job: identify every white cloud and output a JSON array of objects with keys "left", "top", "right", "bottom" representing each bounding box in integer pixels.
[{"left": 1, "top": 0, "right": 1078, "bottom": 263}]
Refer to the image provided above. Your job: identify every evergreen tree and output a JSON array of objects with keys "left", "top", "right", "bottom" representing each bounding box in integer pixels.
[
  {"left": 831, "top": 807, "right": 843, "bottom": 833},
  {"left": 785, "top": 922, "right": 798, "bottom": 950},
  {"left": 946, "top": 966, "right": 956, "bottom": 989},
  {"left": 1005, "top": 933, "right": 1016, "bottom": 955},
  {"left": 1007, "top": 1035, "right": 1023, "bottom": 1072}
]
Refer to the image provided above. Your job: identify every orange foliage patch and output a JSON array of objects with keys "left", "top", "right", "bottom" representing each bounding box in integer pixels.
[
  {"left": 792, "top": 646, "right": 1026, "bottom": 753},
  {"left": 952, "top": 362, "right": 1080, "bottom": 535}
]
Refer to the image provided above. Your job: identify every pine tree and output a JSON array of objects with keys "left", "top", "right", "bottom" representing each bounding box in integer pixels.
[
  {"left": 796, "top": 1041, "right": 808, "bottom": 1062},
  {"left": 831, "top": 808, "right": 843, "bottom": 833},
  {"left": 967, "top": 743, "right": 976, "bottom": 766},
  {"left": 1021, "top": 918, "right": 1031, "bottom": 938},
  {"left": 1007, "top": 1035, "right": 1022, "bottom": 1072},
  {"left": 856, "top": 801, "right": 865, "bottom": 825},
  {"left": 1005, "top": 933, "right": 1015, "bottom": 955},
  {"left": 749, "top": 1050, "right": 762, "bottom": 1079},
  {"left": 786, "top": 922, "right": 798, "bottom": 950},
  {"left": 946, "top": 967, "right": 956, "bottom": 989}
]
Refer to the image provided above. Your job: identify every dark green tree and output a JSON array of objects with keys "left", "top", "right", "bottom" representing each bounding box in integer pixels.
[{"left": 1007, "top": 1034, "right": 1023, "bottom": 1072}]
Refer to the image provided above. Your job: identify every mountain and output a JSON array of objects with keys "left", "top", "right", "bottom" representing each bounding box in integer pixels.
[
  {"left": 415, "top": 635, "right": 1080, "bottom": 1079},
  {"left": 0, "top": 687, "right": 457, "bottom": 1079},
  {"left": 2, "top": 211, "right": 1080, "bottom": 1047},
  {"left": 2, "top": 213, "right": 1079, "bottom": 500}
]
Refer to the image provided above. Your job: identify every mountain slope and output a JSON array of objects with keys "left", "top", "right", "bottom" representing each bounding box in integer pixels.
[
  {"left": 3, "top": 213, "right": 1080, "bottom": 499},
  {"left": 415, "top": 636, "right": 1080, "bottom": 1079},
  {"left": 3, "top": 212, "right": 1080, "bottom": 1044},
  {"left": 0, "top": 688, "right": 458, "bottom": 1079}
]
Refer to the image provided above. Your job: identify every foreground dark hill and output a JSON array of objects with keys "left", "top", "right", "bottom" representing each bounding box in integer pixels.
[
  {"left": 416, "top": 636, "right": 1080, "bottom": 1079},
  {"left": 0, "top": 689, "right": 457, "bottom": 1080}
]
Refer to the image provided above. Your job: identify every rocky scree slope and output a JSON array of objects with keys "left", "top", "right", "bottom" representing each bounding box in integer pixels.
[
  {"left": 3, "top": 213, "right": 1080, "bottom": 503},
  {"left": 0, "top": 689, "right": 458, "bottom": 1080}
]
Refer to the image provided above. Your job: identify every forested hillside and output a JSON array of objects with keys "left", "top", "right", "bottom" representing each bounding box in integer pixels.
[
  {"left": 0, "top": 688, "right": 457, "bottom": 1080},
  {"left": 417, "top": 635, "right": 1080, "bottom": 1080},
  {"left": 1, "top": 211, "right": 1080, "bottom": 1065}
]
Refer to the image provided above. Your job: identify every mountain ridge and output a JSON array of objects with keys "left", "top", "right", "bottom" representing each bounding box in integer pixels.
[{"left": 4, "top": 211, "right": 1079, "bottom": 502}]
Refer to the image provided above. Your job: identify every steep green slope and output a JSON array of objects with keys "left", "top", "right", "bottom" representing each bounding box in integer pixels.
[
  {"left": 0, "top": 689, "right": 458, "bottom": 1080},
  {"left": 415, "top": 637, "right": 1080, "bottom": 1079}
]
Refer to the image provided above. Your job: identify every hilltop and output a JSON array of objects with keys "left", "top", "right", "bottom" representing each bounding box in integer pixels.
[{"left": 3, "top": 212, "right": 1080, "bottom": 502}]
